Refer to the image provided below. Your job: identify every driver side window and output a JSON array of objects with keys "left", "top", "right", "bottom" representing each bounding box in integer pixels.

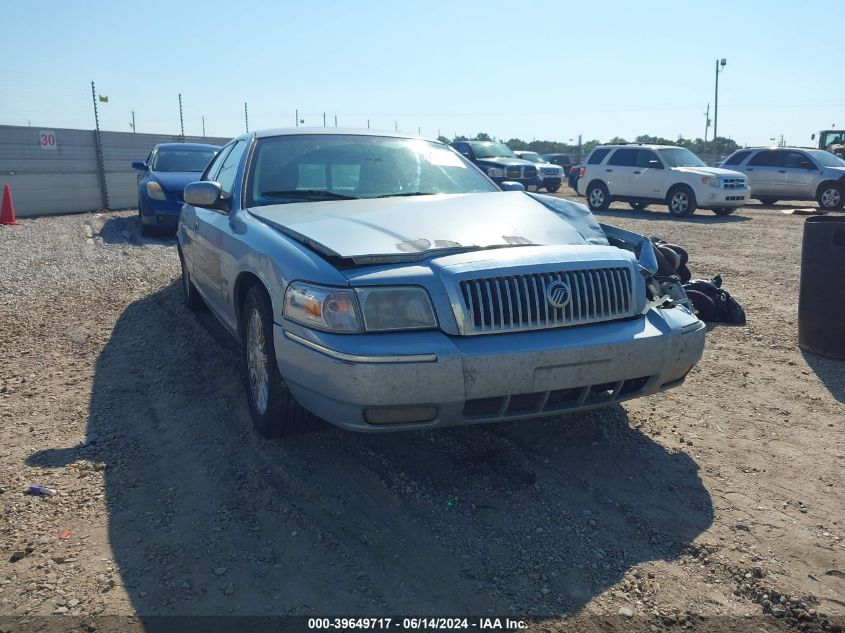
[
  {"left": 216, "top": 140, "right": 248, "bottom": 196},
  {"left": 203, "top": 144, "right": 233, "bottom": 182}
]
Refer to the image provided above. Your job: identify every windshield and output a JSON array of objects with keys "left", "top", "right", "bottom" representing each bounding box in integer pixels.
[
  {"left": 658, "top": 147, "right": 707, "bottom": 168},
  {"left": 247, "top": 135, "right": 498, "bottom": 206},
  {"left": 821, "top": 131, "right": 845, "bottom": 148},
  {"left": 806, "top": 149, "right": 845, "bottom": 168},
  {"left": 471, "top": 142, "right": 516, "bottom": 159},
  {"left": 518, "top": 153, "right": 544, "bottom": 164},
  {"left": 152, "top": 149, "right": 217, "bottom": 172}
]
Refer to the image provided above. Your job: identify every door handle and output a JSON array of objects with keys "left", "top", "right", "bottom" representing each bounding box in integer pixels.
[
  {"left": 605, "top": 169, "right": 613, "bottom": 172},
  {"left": 633, "top": 170, "right": 642, "bottom": 174}
]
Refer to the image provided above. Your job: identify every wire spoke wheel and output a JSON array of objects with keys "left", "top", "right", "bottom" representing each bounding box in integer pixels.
[{"left": 247, "top": 308, "right": 269, "bottom": 415}]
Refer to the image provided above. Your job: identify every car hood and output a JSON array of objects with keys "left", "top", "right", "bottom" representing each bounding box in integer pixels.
[
  {"left": 151, "top": 171, "right": 204, "bottom": 191},
  {"left": 474, "top": 157, "right": 536, "bottom": 167},
  {"left": 674, "top": 166, "right": 746, "bottom": 178},
  {"left": 248, "top": 191, "right": 608, "bottom": 264}
]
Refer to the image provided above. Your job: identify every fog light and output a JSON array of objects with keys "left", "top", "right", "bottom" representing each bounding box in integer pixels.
[{"left": 364, "top": 406, "right": 437, "bottom": 425}]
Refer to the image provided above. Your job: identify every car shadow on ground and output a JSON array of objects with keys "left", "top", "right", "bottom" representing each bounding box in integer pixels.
[
  {"left": 801, "top": 350, "right": 845, "bottom": 404},
  {"left": 591, "top": 208, "right": 752, "bottom": 224},
  {"left": 98, "top": 213, "right": 176, "bottom": 246},
  {"left": 28, "top": 281, "right": 713, "bottom": 621}
]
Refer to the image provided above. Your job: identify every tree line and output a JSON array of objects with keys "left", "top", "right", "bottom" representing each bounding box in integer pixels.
[{"left": 437, "top": 132, "right": 740, "bottom": 160}]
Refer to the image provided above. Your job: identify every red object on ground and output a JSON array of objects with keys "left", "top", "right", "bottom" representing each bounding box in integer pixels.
[
  {"left": 59, "top": 530, "right": 72, "bottom": 540},
  {"left": 1, "top": 184, "right": 16, "bottom": 225}
]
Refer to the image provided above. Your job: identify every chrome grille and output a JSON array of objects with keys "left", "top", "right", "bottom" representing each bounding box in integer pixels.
[
  {"left": 457, "top": 267, "right": 634, "bottom": 334},
  {"left": 722, "top": 177, "right": 746, "bottom": 190},
  {"left": 505, "top": 166, "right": 538, "bottom": 179}
]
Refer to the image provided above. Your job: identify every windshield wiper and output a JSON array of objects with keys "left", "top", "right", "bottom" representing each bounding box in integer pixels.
[
  {"left": 371, "top": 192, "right": 437, "bottom": 198},
  {"left": 260, "top": 190, "right": 360, "bottom": 200}
]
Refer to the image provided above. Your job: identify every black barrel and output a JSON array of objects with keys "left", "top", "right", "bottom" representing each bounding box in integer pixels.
[{"left": 798, "top": 216, "right": 845, "bottom": 359}]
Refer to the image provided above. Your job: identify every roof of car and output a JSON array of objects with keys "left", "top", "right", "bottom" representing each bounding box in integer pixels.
[
  {"left": 594, "top": 144, "right": 677, "bottom": 150},
  {"left": 253, "top": 127, "right": 432, "bottom": 141},
  {"left": 155, "top": 142, "right": 221, "bottom": 150},
  {"left": 739, "top": 146, "right": 818, "bottom": 151}
]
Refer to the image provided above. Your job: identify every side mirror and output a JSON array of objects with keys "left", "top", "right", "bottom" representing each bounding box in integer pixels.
[
  {"left": 184, "top": 181, "right": 229, "bottom": 211},
  {"left": 648, "top": 160, "right": 663, "bottom": 169},
  {"left": 500, "top": 181, "right": 526, "bottom": 192},
  {"left": 131, "top": 161, "right": 148, "bottom": 171}
]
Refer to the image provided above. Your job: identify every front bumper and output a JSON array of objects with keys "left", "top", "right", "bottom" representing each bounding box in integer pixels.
[
  {"left": 139, "top": 197, "right": 184, "bottom": 226},
  {"left": 699, "top": 186, "right": 751, "bottom": 208},
  {"left": 275, "top": 306, "right": 705, "bottom": 432}
]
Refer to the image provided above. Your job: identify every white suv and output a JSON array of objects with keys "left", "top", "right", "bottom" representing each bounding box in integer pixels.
[{"left": 576, "top": 144, "right": 751, "bottom": 216}]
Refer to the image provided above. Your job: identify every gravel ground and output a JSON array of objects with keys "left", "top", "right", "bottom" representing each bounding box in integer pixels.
[{"left": 0, "top": 195, "right": 843, "bottom": 632}]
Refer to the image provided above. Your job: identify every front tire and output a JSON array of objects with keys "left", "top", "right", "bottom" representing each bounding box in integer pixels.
[
  {"left": 241, "top": 285, "right": 313, "bottom": 438},
  {"left": 712, "top": 207, "right": 736, "bottom": 216},
  {"left": 546, "top": 182, "right": 561, "bottom": 193},
  {"left": 667, "top": 185, "right": 697, "bottom": 216},
  {"left": 586, "top": 182, "right": 610, "bottom": 211},
  {"left": 817, "top": 184, "right": 844, "bottom": 211}
]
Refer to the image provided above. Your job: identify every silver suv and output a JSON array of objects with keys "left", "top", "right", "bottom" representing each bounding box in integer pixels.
[
  {"left": 721, "top": 147, "right": 845, "bottom": 211},
  {"left": 576, "top": 144, "right": 750, "bottom": 217}
]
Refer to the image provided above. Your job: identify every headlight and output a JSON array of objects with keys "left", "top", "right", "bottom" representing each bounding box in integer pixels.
[
  {"left": 356, "top": 286, "right": 437, "bottom": 332},
  {"left": 146, "top": 181, "right": 167, "bottom": 200},
  {"left": 700, "top": 176, "right": 719, "bottom": 187},
  {"left": 485, "top": 167, "right": 505, "bottom": 178},
  {"left": 283, "top": 283, "right": 360, "bottom": 332}
]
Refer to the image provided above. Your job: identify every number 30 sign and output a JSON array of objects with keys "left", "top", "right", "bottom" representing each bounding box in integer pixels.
[{"left": 39, "top": 130, "right": 57, "bottom": 150}]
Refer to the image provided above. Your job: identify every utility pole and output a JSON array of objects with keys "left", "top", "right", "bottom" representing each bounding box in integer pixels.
[
  {"left": 367, "top": 119, "right": 370, "bottom": 129},
  {"left": 577, "top": 134, "right": 583, "bottom": 162},
  {"left": 90, "top": 81, "right": 109, "bottom": 209},
  {"left": 178, "top": 93, "right": 185, "bottom": 141},
  {"left": 201, "top": 115, "right": 206, "bottom": 137},
  {"left": 130, "top": 110, "right": 136, "bottom": 133},
  {"left": 418, "top": 126, "right": 421, "bottom": 136},
  {"left": 244, "top": 102, "right": 249, "bottom": 133},
  {"left": 704, "top": 103, "right": 711, "bottom": 143},
  {"left": 334, "top": 115, "right": 338, "bottom": 127},
  {"left": 323, "top": 112, "right": 326, "bottom": 127},
  {"left": 394, "top": 121, "right": 398, "bottom": 132},
  {"left": 295, "top": 109, "right": 299, "bottom": 127},
  {"left": 713, "top": 58, "right": 727, "bottom": 146}
]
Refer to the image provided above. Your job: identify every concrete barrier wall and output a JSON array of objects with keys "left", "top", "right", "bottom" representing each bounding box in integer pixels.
[{"left": 0, "top": 125, "right": 231, "bottom": 217}]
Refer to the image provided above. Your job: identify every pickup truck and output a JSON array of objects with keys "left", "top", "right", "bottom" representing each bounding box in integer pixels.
[{"left": 451, "top": 141, "right": 541, "bottom": 190}]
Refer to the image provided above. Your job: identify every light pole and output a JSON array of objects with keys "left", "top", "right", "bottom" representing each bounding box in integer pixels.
[{"left": 713, "top": 58, "right": 727, "bottom": 147}]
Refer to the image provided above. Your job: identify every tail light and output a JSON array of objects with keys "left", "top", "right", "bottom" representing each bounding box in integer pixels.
[{"left": 579, "top": 166, "right": 586, "bottom": 178}]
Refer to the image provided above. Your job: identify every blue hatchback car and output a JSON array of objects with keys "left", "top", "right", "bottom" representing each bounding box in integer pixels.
[{"left": 132, "top": 143, "right": 220, "bottom": 235}]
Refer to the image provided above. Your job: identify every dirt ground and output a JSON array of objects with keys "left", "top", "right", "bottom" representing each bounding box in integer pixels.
[{"left": 0, "top": 191, "right": 843, "bottom": 632}]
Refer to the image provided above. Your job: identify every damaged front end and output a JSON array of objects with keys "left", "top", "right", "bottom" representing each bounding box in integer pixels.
[{"left": 600, "top": 223, "right": 694, "bottom": 314}]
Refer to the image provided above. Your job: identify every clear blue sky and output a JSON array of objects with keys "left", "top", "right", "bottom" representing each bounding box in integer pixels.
[{"left": 2, "top": 0, "right": 842, "bottom": 147}]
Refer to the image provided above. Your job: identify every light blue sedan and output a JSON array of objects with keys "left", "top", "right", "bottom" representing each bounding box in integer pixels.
[{"left": 178, "top": 129, "right": 705, "bottom": 437}]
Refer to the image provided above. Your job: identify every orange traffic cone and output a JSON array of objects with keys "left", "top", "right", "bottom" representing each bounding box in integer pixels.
[{"left": 1, "top": 184, "right": 17, "bottom": 225}]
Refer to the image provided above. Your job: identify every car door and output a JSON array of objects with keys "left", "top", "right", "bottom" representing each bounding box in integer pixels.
[
  {"left": 603, "top": 148, "right": 637, "bottom": 196},
  {"left": 182, "top": 143, "right": 232, "bottom": 278},
  {"left": 745, "top": 150, "right": 786, "bottom": 196},
  {"left": 629, "top": 149, "right": 665, "bottom": 199},
  {"left": 781, "top": 150, "right": 819, "bottom": 198},
  {"left": 191, "top": 138, "right": 248, "bottom": 319}
]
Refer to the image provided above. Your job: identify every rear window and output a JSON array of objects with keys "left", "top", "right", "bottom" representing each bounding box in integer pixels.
[
  {"left": 608, "top": 148, "right": 637, "bottom": 167},
  {"left": 723, "top": 150, "right": 751, "bottom": 166},
  {"left": 748, "top": 151, "right": 781, "bottom": 167},
  {"left": 587, "top": 148, "right": 612, "bottom": 165}
]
